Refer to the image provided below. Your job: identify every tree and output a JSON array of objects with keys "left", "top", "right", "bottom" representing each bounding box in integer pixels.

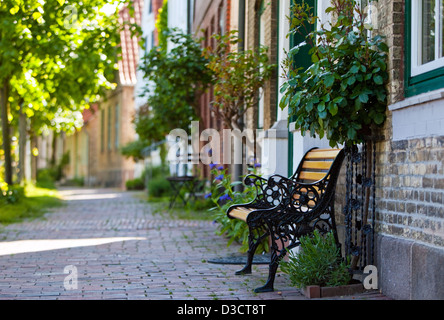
[
  {"left": 204, "top": 31, "right": 275, "bottom": 131},
  {"left": 135, "top": 28, "right": 212, "bottom": 145},
  {"left": 0, "top": 0, "right": 130, "bottom": 184},
  {"left": 280, "top": 0, "right": 388, "bottom": 147}
]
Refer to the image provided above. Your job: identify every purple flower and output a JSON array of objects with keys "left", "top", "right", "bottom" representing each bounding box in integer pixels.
[
  {"left": 254, "top": 162, "right": 262, "bottom": 168},
  {"left": 219, "top": 194, "right": 233, "bottom": 202},
  {"left": 215, "top": 174, "right": 224, "bottom": 181},
  {"left": 209, "top": 163, "right": 217, "bottom": 169},
  {"left": 217, "top": 165, "right": 224, "bottom": 170},
  {"left": 204, "top": 193, "right": 212, "bottom": 199}
]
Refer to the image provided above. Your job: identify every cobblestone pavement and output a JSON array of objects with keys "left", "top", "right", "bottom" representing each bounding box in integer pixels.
[{"left": 0, "top": 188, "right": 390, "bottom": 301}]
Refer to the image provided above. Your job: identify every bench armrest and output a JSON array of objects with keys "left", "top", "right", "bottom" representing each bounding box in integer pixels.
[
  {"left": 267, "top": 174, "right": 330, "bottom": 218},
  {"left": 244, "top": 174, "right": 268, "bottom": 187}
]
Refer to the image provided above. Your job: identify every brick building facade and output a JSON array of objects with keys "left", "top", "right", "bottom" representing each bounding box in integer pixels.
[
  {"left": 64, "top": 0, "right": 143, "bottom": 188},
  {"left": 366, "top": 0, "right": 444, "bottom": 299},
  {"left": 194, "top": 0, "right": 230, "bottom": 178},
  {"left": 200, "top": 0, "right": 444, "bottom": 299}
]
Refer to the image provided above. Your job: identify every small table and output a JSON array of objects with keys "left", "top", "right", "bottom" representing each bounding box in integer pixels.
[{"left": 166, "top": 176, "right": 201, "bottom": 209}]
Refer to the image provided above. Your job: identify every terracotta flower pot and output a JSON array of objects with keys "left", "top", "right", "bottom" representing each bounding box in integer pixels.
[{"left": 303, "top": 283, "right": 365, "bottom": 299}]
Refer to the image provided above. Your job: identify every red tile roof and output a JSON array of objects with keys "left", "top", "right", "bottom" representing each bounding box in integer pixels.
[{"left": 118, "top": 0, "right": 143, "bottom": 86}]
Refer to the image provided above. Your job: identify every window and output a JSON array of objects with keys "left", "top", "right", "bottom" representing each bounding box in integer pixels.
[
  {"left": 405, "top": 0, "right": 444, "bottom": 96},
  {"left": 219, "top": 3, "right": 226, "bottom": 35},
  {"left": 115, "top": 104, "right": 120, "bottom": 149},
  {"left": 258, "top": 0, "right": 266, "bottom": 129},
  {"left": 411, "top": 0, "right": 444, "bottom": 76},
  {"left": 107, "top": 106, "right": 112, "bottom": 151},
  {"left": 101, "top": 109, "right": 105, "bottom": 153}
]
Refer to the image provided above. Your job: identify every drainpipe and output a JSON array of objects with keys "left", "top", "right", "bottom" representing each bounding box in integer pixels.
[
  {"left": 238, "top": 0, "right": 245, "bottom": 51},
  {"left": 233, "top": 0, "right": 246, "bottom": 191}
]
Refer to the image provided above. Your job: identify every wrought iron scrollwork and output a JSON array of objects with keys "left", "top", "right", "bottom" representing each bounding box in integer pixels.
[
  {"left": 244, "top": 174, "right": 282, "bottom": 209},
  {"left": 343, "top": 140, "right": 377, "bottom": 273}
]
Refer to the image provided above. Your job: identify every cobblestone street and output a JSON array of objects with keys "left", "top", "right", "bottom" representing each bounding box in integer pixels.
[{"left": 0, "top": 188, "right": 388, "bottom": 301}]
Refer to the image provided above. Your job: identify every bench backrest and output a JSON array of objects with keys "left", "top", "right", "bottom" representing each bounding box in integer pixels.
[{"left": 291, "top": 148, "right": 344, "bottom": 184}]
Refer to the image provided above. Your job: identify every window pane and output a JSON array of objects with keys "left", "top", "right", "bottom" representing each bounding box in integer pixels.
[
  {"left": 422, "top": 0, "right": 436, "bottom": 64},
  {"left": 441, "top": 0, "right": 444, "bottom": 58}
]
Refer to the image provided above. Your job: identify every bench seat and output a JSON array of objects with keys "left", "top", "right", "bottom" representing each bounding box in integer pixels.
[{"left": 227, "top": 206, "right": 255, "bottom": 222}]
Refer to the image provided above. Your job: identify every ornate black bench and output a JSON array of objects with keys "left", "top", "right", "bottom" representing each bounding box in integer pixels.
[{"left": 226, "top": 147, "right": 345, "bottom": 293}]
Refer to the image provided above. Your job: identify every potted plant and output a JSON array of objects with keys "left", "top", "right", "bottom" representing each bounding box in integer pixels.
[{"left": 280, "top": 230, "right": 363, "bottom": 298}]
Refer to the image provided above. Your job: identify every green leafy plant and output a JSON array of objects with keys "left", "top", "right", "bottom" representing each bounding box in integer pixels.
[
  {"left": 0, "top": 183, "right": 24, "bottom": 205},
  {"left": 125, "top": 178, "right": 145, "bottom": 191},
  {"left": 280, "top": 0, "right": 389, "bottom": 147},
  {"left": 281, "top": 230, "right": 351, "bottom": 288},
  {"left": 204, "top": 31, "right": 276, "bottom": 130},
  {"left": 1, "top": 0, "right": 129, "bottom": 184},
  {"left": 207, "top": 164, "right": 268, "bottom": 253},
  {"left": 136, "top": 28, "right": 212, "bottom": 144}
]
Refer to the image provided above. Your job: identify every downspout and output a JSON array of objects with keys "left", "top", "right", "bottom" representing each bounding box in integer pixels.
[{"left": 233, "top": 0, "right": 246, "bottom": 191}]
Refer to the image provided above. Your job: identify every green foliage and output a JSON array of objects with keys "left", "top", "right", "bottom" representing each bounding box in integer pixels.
[
  {"left": 147, "top": 177, "right": 171, "bottom": 198},
  {"left": 126, "top": 177, "right": 145, "bottom": 191},
  {"left": 0, "top": 0, "right": 134, "bottom": 184},
  {"left": 0, "top": 184, "right": 24, "bottom": 205},
  {"left": 137, "top": 28, "right": 212, "bottom": 143},
  {"left": 207, "top": 165, "right": 268, "bottom": 253},
  {"left": 36, "top": 168, "right": 58, "bottom": 189},
  {"left": 120, "top": 139, "right": 147, "bottom": 162},
  {"left": 204, "top": 31, "right": 276, "bottom": 130},
  {"left": 146, "top": 165, "right": 171, "bottom": 198},
  {"left": 36, "top": 151, "right": 69, "bottom": 189},
  {"left": 280, "top": 0, "right": 389, "bottom": 147},
  {"left": 280, "top": 230, "right": 351, "bottom": 288},
  {"left": 0, "top": 0, "right": 126, "bottom": 131},
  {"left": 155, "top": 0, "right": 168, "bottom": 50},
  {"left": 0, "top": 183, "right": 62, "bottom": 225}
]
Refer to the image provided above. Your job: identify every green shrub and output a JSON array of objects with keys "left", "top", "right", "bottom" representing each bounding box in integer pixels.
[
  {"left": 0, "top": 184, "right": 25, "bottom": 205},
  {"left": 126, "top": 178, "right": 145, "bottom": 191},
  {"left": 36, "top": 168, "right": 58, "bottom": 189},
  {"left": 147, "top": 176, "right": 171, "bottom": 198},
  {"left": 207, "top": 164, "right": 268, "bottom": 254},
  {"left": 280, "top": 230, "right": 351, "bottom": 288}
]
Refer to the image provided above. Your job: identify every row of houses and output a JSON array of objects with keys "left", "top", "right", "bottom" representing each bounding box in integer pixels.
[{"left": 55, "top": 0, "right": 443, "bottom": 299}]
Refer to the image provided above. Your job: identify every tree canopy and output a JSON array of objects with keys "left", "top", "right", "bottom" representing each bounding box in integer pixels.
[
  {"left": 135, "top": 28, "right": 212, "bottom": 144},
  {"left": 0, "top": 0, "right": 133, "bottom": 184}
]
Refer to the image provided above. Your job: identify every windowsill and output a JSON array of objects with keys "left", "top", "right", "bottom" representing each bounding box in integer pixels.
[
  {"left": 258, "top": 119, "right": 289, "bottom": 139},
  {"left": 389, "top": 88, "right": 444, "bottom": 111}
]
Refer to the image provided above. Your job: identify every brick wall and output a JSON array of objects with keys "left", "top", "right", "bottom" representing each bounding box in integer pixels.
[
  {"left": 367, "top": 0, "right": 444, "bottom": 249},
  {"left": 332, "top": 0, "right": 444, "bottom": 299}
]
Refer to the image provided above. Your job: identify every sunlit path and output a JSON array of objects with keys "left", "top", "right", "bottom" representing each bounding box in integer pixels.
[{"left": 0, "top": 237, "right": 146, "bottom": 256}]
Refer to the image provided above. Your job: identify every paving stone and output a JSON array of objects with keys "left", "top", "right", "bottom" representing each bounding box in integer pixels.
[{"left": 0, "top": 187, "right": 390, "bottom": 301}]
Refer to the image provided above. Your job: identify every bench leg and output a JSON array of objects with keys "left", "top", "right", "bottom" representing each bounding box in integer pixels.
[
  {"left": 254, "top": 230, "right": 290, "bottom": 293},
  {"left": 254, "top": 259, "right": 279, "bottom": 293},
  {"left": 235, "top": 227, "right": 268, "bottom": 276}
]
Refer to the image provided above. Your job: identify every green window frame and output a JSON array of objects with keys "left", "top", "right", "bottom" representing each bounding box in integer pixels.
[
  {"left": 405, "top": 0, "right": 444, "bottom": 97},
  {"left": 287, "top": 0, "right": 315, "bottom": 176}
]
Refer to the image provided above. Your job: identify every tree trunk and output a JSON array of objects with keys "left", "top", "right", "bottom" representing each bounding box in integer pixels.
[
  {"left": 51, "top": 131, "right": 57, "bottom": 167},
  {"left": 30, "top": 127, "right": 38, "bottom": 183},
  {"left": 0, "top": 77, "right": 12, "bottom": 185},
  {"left": 18, "top": 102, "right": 27, "bottom": 184}
]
